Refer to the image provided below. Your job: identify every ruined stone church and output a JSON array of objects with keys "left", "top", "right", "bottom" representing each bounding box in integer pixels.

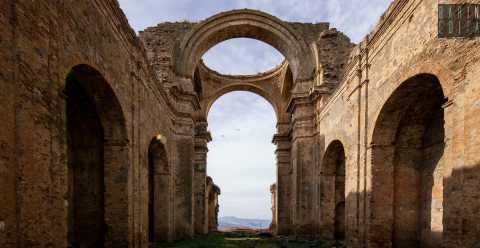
[{"left": 1, "top": 0, "right": 479, "bottom": 247}]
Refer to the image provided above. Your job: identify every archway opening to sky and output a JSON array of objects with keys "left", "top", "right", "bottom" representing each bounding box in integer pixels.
[
  {"left": 207, "top": 91, "right": 277, "bottom": 229},
  {"left": 202, "top": 38, "right": 284, "bottom": 75}
]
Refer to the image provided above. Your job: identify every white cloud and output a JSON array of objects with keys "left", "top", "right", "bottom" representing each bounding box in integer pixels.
[{"left": 118, "top": 0, "right": 392, "bottom": 42}]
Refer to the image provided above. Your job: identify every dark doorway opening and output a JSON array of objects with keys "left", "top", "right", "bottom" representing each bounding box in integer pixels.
[{"left": 66, "top": 71, "right": 105, "bottom": 248}]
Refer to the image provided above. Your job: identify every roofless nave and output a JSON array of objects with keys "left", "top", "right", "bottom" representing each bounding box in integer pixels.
[{"left": 1, "top": 0, "right": 480, "bottom": 247}]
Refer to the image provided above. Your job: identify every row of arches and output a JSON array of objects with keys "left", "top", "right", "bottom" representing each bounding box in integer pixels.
[
  {"left": 65, "top": 64, "right": 170, "bottom": 247},
  {"left": 64, "top": 68, "right": 448, "bottom": 247},
  {"left": 321, "top": 74, "right": 446, "bottom": 247},
  {"left": 64, "top": 70, "right": 448, "bottom": 247},
  {"left": 63, "top": 63, "right": 280, "bottom": 247},
  {"left": 172, "top": 11, "right": 450, "bottom": 247},
  {"left": 187, "top": 30, "right": 448, "bottom": 247}
]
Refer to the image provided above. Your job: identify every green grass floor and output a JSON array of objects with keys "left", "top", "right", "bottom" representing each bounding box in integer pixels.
[{"left": 153, "top": 232, "right": 346, "bottom": 248}]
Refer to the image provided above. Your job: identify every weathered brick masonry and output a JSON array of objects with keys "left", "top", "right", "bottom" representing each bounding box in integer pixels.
[{"left": 1, "top": 0, "right": 480, "bottom": 247}]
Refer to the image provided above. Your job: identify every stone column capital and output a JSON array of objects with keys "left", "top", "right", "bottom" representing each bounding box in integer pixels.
[
  {"left": 194, "top": 121, "right": 212, "bottom": 142},
  {"left": 170, "top": 85, "right": 201, "bottom": 112},
  {"left": 309, "top": 85, "right": 333, "bottom": 101},
  {"left": 272, "top": 133, "right": 291, "bottom": 144},
  {"left": 194, "top": 132, "right": 212, "bottom": 143},
  {"left": 172, "top": 116, "right": 195, "bottom": 137},
  {"left": 286, "top": 94, "right": 317, "bottom": 141},
  {"left": 286, "top": 93, "right": 314, "bottom": 114}
]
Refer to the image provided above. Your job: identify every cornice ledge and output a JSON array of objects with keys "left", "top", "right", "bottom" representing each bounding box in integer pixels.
[
  {"left": 171, "top": 116, "right": 195, "bottom": 136},
  {"left": 194, "top": 121, "right": 212, "bottom": 142},
  {"left": 285, "top": 92, "right": 313, "bottom": 113},
  {"left": 272, "top": 133, "right": 291, "bottom": 144},
  {"left": 170, "top": 86, "right": 201, "bottom": 111},
  {"left": 309, "top": 84, "right": 333, "bottom": 101},
  {"left": 195, "top": 131, "right": 212, "bottom": 142},
  {"left": 194, "top": 144, "right": 209, "bottom": 152}
]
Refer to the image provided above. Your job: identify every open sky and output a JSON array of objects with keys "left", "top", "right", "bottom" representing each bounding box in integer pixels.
[{"left": 118, "top": 0, "right": 392, "bottom": 220}]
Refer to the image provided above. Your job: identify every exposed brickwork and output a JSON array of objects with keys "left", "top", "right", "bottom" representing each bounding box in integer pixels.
[
  {"left": 0, "top": 1, "right": 175, "bottom": 247},
  {"left": 1, "top": 0, "right": 480, "bottom": 247},
  {"left": 66, "top": 71, "right": 106, "bottom": 248}
]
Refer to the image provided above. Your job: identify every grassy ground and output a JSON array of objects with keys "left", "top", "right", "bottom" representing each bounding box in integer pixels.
[{"left": 154, "top": 232, "right": 345, "bottom": 248}]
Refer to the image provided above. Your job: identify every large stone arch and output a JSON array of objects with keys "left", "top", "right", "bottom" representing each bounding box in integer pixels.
[
  {"left": 367, "top": 61, "right": 455, "bottom": 145},
  {"left": 175, "top": 9, "right": 316, "bottom": 83},
  {"left": 204, "top": 83, "right": 279, "bottom": 119},
  {"left": 196, "top": 61, "right": 287, "bottom": 123},
  {"left": 65, "top": 64, "right": 130, "bottom": 247},
  {"left": 369, "top": 74, "right": 447, "bottom": 248},
  {"left": 192, "top": 58, "right": 290, "bottom": 237}
]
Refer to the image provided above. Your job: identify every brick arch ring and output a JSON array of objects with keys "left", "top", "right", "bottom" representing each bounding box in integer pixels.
[
  {"left": 204, "top": 83, "right": 280, "bottom": 121},
  {"left": 175, "top": 9, "right": 316, "bottom": 83}
]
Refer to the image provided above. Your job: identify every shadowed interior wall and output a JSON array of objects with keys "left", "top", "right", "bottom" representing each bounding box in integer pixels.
[{"left": 66, "top": 71, "right": 105, "bottom": 248}]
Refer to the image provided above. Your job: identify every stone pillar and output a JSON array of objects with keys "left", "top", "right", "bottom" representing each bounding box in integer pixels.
[
  {"left": 270, "top": 183, "right": 278, "bottom": 233},
  {"left": 287, "top": 93, "right": 318, "bottom": 236},
  {"left": 104, "top": 140, "right": 131, "bottom": 247},
  {"left": 173, "top": 116, "right": 196, "bottom": 240},
  {"left": 193, "top": 121, "right": 211, "bottom": 235},
  {"left": 272, "top": 131, "right": 292, "bottom": 235},
  {"left": 170, "top": 84, "right": 201, "bottom": 240},
  {"left": 441, "top": 98, "right": 464, "bottom": 248},
  {"left": 212, "top": 186, "right": 220, "bottom": 232},
  {"left": 206, "top": 177, "right": 221, "bottom": 232}
]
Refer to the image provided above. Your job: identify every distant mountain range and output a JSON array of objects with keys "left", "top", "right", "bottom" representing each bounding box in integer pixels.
[{"left": 218, "top": 216, "right": 271, "bottom": 230}]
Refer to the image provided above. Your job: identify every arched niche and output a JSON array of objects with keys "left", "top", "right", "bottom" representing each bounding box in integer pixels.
[
  {"left": 320, "top": 140, "right": 346, "bottom": 240},
  {"left": 65, "top": 64, "right": 129, "bottom": 247},
  {"left": 370, "top": 74, "right": 446, "bottom": 248},
  {"left": 148, "top": 136, "right": 170, "bottom": 243}
]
